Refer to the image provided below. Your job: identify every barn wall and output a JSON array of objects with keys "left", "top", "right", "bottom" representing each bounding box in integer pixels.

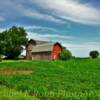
[
  {"left": 26, "top": 41, "right": 62, "bottom": 60},
  {"left": 52, "top": 44, "right": 62, "bottom": 60},
  {"left": 26, "top": 44, "right": 33, "bottom": 60},
  {"left": 32, "top": 51, "right": 51, "bottom": 60}
]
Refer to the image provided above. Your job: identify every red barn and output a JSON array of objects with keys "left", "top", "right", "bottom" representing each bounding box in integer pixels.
[
  {"left": 26, "top": 39, "right": 62, "bottom": 60},
  {"left": 51, "top": 43, "right": 62, "bottom": 60}
]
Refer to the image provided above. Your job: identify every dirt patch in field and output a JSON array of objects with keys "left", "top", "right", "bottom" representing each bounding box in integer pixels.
[{"left": 0, "top": 68, "right": 33, "bottom": 75}]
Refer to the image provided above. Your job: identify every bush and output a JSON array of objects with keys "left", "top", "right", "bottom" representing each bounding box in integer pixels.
[
  {"left": 58, "top": 47, "right": 72, "bottom": 60},
  {"left": 89, "top": 50, "right": 99, "bottom": 59}
]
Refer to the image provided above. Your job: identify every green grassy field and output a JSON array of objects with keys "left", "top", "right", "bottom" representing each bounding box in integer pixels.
[
  {"left": 0, "top": 59, "right": 100, "bottom": 100},
  {"left": 0, "top": 85, "right": 38, "bottom": 100}
]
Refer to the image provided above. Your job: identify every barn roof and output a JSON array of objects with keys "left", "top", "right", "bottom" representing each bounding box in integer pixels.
[
  {"left": 26, "top": 39, "right": 49, "bottom": 47},
  {"left": 32, "top": 43, "right": 54, "bottom": 53}
]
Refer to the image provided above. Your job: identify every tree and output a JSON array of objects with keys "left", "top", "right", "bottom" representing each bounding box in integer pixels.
[
  {"left": 0, "top": 55, "right": 1, "bottom": 62},
  {"left": 0, "top": 26, "right": 28, "bottom": 59},
  {"left": 89, "top": 50, "right": 99, "bottom": 59},
  {"left": 58, "top": 47, "right": 72, "bottom": 60}
]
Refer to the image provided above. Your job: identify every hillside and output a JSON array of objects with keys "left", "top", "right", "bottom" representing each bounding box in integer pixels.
[{"left": 0, "top": 59, "right": 100, "bottom": 99}]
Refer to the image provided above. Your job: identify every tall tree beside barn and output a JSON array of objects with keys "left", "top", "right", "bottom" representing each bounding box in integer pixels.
[{"left": 0, "top": 26, "right": 28, "bottom": 59}]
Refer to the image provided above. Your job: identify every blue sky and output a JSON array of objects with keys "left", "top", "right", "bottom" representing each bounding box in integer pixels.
[{"left": 0, "top": 0, "right": 100, "bottom": 57}]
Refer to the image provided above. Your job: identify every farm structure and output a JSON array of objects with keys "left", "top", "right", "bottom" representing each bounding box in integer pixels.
[{"left": 26, "top": 39, "right": 62, "bottom": 60}]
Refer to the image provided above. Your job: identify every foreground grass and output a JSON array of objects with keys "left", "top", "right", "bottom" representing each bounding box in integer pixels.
[
  {"left": 0, "top": 59, "right": 100, "bottom": 99},
  {"left": 0, "top": 85, "right": 38, "bottom": 100}
]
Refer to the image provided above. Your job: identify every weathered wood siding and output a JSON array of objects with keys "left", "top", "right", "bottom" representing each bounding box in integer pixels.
[
  {"left": 26, "top": 44, "right": 33, "bottom": 60},
  {"left": 32, "top": 51, "right": 51, "bottom": 60},
  {"left": 26, "top": 41, "right": 62, "bottom": 60}
]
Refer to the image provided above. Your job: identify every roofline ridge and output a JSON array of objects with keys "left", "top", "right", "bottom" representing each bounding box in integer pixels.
[{"left": 35, "top": 43, "right": 53, "bottom": 47}]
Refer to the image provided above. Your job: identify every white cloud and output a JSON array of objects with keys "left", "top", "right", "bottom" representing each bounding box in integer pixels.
[
  {"left": 24, "top": 25, "right": 58, "bottom": 32},
  {"left": 40, "top": 34, "right": 73, "bottom": 40},
  {"left": 0, "top": 0, "right": 100, "bottom": 25},
  {"left": 0, "top": 1, "right": 66, "bottom": 24},
  {"left": 21, "top": 8, "right": 65, "bottom": 24},
  {"left": 27, "top": 31, "right": 73, "bottom": 41},
  {"left": 27, "top": 32, "right": 48, "bottom": 41},
  {"left": 32, "top": 0, "right": 100, "bottom": 25}
]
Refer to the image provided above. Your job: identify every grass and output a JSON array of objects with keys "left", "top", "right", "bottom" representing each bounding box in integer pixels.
[
  {"left": 0, "top": 85, "right": 38, "bottom": 100},
  {"left": 0, "top": 59, "right": 100, "bottom": 99}
]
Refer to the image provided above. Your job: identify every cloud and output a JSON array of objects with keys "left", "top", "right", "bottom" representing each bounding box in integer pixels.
[
  {"left": 1, "top": 0, "right": 100, "bottom": 25},
  {"left": 24, "top": 25, "right": 58, "bottom": 32},
  {"left": 27, "top": 32, "right": 48, "bottom": 41},
  {"left": 27, "top": 31, "right": 74, "bottom": 41},
  {"left": 39, "top": 34, "right": 73, "bottom": 40},
  {"left": 2, "top": 1, "right": 65, "bottom": 24},
  {"left": 31, "top": 0, "right": 100, "bottom": 25},
  {"left": 24, "top": 25, "right": 70, "bottom": 34},
  {"left": 21, "top": 8, "right": 65, "bottom": 24}
]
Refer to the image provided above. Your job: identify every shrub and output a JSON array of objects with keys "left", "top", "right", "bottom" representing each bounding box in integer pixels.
[
  {"left": 89, "top": 50, "right": 99, "bottom": 59},
  {"left": 58, "top": 47, "right": 72, "bottom": 60}
]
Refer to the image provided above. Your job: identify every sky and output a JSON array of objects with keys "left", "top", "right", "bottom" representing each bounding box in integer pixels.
[{"left": 0, "top": 0, "right": 100, "bottom": 57}]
